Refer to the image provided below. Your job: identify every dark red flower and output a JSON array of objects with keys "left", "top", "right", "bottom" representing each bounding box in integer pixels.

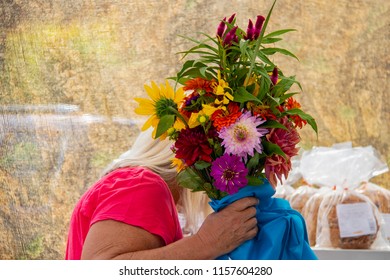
[{"left": 175, "top": 127, "right": 213, "bottom": 166}]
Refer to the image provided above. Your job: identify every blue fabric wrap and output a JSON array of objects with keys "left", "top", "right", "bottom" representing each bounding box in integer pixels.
[{"left": 209, "top": 180, "right": 318, "bottom": 260}]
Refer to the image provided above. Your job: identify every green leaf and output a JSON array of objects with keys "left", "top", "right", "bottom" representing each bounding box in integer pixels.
[
  {"left": 261, "top": 120, "right": 288, "bottom": 130},
  {"left": 279, "top": 92, "right": 299, "bottom": 103},
  {"left": 177, "top": 168, "right": 205, "bottom": 191},
  {"left": 155, "top": 114, "right": 175, "bottom": 138},
  {"left": 234, "top": 87, "right": 261, "bottom": 103},
  {"left": 262, "top": 37, "right": 283, "bottom": 44},
  {"left": 247, "top": 152, "right": 260, "bottom": 171},
  {"left": 247, "top": 176, "right": 265, "bottom": 186},
  {"left": 263, "top": 140, "right": 287, "bottom": 158},
  {"left": 271, "top": 76, "right": 297, "bottom": 97},
  {"left": 263, "top": 29, "right": 297, "bottom": 39},
  {"left": 283, "top": 108, "right": 318, "bottom": 133},
  {"left": 262, "top": 47, "right": 299, "bottom": 60},
  {"left": 194, "top": 161, "right": 211, "bottom": 170}
]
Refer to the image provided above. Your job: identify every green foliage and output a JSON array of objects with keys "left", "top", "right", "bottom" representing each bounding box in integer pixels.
[{"left": 172, "top": 0, "right": 317, "bottom": 136}]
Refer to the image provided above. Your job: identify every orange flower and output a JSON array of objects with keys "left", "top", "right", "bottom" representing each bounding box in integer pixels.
[
  {"left": 285, "top": 97, "right": 307, "bottom": 129},
  {"left": 248, "top": 103, "right": 277, "bottom": 121},
  {"left": 184, "top": 77, "right": 214, "bottom": 93},
  {"left": 211, "top": 102, "right": 242, "bottom": 131}
]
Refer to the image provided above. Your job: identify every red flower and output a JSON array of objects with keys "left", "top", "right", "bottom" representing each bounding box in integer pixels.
[
  {"left": 265, "top": 117, "right": 300, "bottom": 187},
  {"left": 175, "top": 127, "right": 213, "bottom": 166}
]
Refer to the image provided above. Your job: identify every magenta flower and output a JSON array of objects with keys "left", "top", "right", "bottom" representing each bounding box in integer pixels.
[
  {"left": 217, "top": 14, "right": 236, "bottom": 39},
  {"left": 271, "top": 67, "right": 278, "bottom": 85},
  {"left": 217, "top": 17, "right": 227, "bottom": 38},
  {"left": 245, "top": 19, "right": 255, "bottom": 40},
  {"left": 254, "top": 15, "right": 265, "bottom": 39},
  {"left": 210, "top": 154, "right": 248, "bottom": 194},
  {"left": 219, "top": 111, "right": 268, "bottom": 162},
  {"left": 227, "top": 13, "right": 236, "bottom": 24},
  {"left": 223, "top": 26, "right": 238, "bottom": 47}
]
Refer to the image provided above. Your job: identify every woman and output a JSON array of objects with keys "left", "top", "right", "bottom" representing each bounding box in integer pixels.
[{"left": 65, "top": 128, "right": 258, "bottom": 260}]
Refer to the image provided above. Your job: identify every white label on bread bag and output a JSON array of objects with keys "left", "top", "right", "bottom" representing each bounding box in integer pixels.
[
  {"left": 336, "top": 202, "right": 377, "bottom": 238},
  {"left": 382, "top": 213, "right": 390, "bottom": 240}
]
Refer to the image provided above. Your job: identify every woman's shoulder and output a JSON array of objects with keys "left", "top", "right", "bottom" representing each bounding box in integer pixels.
[
  {"left": 105, "top": 166, "right": 165, "bottom": 184},
  {"left": 99, "top": 166, "right": 168, "bottom": 194}
]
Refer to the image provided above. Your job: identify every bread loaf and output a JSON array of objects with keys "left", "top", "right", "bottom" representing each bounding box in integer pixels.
[{"left": 316, "top": 188, "right": 379, "bottom": 249}]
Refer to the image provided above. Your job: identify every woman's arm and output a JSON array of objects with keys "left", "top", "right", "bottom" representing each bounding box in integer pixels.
[{"left": 81, "top": 196, "right": 258, "bottom": 260}]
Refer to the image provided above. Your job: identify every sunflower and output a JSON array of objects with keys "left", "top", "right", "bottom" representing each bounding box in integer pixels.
[{"left": 135, "top": 80, "right": 185, "bottom": 139}]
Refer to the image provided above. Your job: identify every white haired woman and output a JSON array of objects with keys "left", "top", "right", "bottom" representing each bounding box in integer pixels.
[{"left": 65, "top": 128, "right": 258, "bottom": 259}]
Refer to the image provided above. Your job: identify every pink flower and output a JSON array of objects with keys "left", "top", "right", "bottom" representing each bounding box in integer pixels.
[
  {"left": 265, "top": 117, "right": 300, "bottom": 187},
  {"left": 219, "top": 111, "right": 268, "bottom": 162}
]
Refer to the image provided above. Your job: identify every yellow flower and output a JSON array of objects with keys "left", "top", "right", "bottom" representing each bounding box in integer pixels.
[
  {"left": 171, "top": 158, "right": 186, "bottom": 173},
  {"left": 212, "top": 71, "right": 234, "bottom": 106},
  {"left": 188, "top": 104, "right": 219, "bottom": 128},
  {"left": 135, "top": 80, "right": 185, "bottom": 138}
]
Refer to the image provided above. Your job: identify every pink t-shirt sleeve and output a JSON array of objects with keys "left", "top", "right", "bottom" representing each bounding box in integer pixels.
[{"left": 85, "top": 167, "right": 181, "bottom": 245}]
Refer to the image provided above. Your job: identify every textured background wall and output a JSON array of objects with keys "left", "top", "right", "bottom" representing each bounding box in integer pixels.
[{"left": 0, "top": 0, "right": 389, "bottom": 259}]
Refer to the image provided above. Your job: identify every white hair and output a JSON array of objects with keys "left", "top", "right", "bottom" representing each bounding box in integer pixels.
[
  {"left": 101, "top": 128, "right": 176, "bottom": 184},
  {"left": 101, "top": 127, "right": 211, "bottom": 234}
]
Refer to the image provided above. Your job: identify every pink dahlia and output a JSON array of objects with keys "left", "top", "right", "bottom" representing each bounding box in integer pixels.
[
  {"left": 210, "top": 154, "right": 248, "bottom": 195},
  {"left": 219, "top": 111, "right": 268, "bottom": 162},
  {"left": 265, "top": 117, "right": 300, "bottom": 187}
]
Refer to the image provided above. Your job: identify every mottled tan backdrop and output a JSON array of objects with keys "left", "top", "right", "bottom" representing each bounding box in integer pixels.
[{"left": 0, "top": 0, "right": 389, "bottom": 259}]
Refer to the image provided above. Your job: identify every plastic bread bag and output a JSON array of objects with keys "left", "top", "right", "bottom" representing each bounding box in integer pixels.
[
  {"left": 289, "top": 184, "right": 319, "bottom": 214},
  {"left": 301, "top": 187, "right": 332, "bottom": 246},
  {"left": 299, "top": 143, "right": 389, "bottom": 249},
  {"left": 356, "top": 182, "right": 390, "bottom": 244},
  {"left": 299, "top": 142, "right": 388, "bottom": 189},
  {"left": 314, "top": 187, "right": 388, "bottom": 249}
]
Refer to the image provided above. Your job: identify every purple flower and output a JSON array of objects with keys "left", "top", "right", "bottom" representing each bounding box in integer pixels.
[{"left": 210, "top": 154, "right": 248, "bottom": 194}]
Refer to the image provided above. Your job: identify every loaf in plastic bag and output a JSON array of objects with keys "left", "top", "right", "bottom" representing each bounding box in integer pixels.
[
  {"left": 289, "top": 185, "right": 319, "bottom": 214},
  {"left": 299, "top": 143, "right": 389, "bottom": 249},
  {"left": 357, "top": 182, "right": 390, "bottom": 244},
  {"left": 302, "top": 187, "right": 332, "bottom": 246},
  {"left": 315, "top": 188, "right": 381, "bottom": 249}
]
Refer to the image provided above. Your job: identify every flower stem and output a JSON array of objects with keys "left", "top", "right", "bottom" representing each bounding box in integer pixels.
[{"left": 167, "top": 106, "right": 189, "bottom": 127}]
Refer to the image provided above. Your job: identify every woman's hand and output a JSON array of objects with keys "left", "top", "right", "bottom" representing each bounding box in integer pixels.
[{"left": 195, "top": 197, "right": 258, "bottom": 257}]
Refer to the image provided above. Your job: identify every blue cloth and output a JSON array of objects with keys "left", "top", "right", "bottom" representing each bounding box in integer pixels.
[{"left": 209, "top": 179, "right": 318, "bottom": 260}]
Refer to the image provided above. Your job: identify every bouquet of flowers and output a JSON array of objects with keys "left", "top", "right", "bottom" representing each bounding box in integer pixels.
[
  {"left": 135, "top": 1, "right": 317, "bottom": 201},
  {"left": 136, "top": 0, "right": 318, "bottom": 260}
]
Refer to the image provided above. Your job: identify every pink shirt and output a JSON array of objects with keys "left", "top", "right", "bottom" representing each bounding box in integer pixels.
[{"left": 65, "top": 166, "right": 183, "bottom": 259}]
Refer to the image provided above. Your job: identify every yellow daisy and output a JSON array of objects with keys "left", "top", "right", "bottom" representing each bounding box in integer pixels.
[{"left": 135, "top": 80, "right": 185, "bottom": 138}]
